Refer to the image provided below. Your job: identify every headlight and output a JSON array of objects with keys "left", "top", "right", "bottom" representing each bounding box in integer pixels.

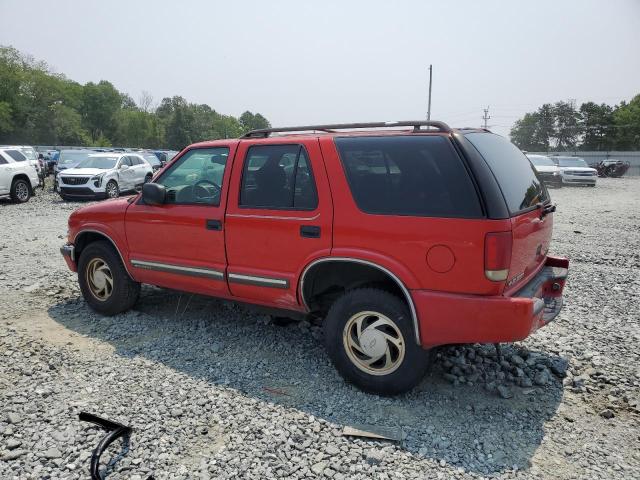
[
  {"left": 91, "top": 173, "right": 106, "bottom": 187},
  {"left": 553, "top": 171, "right": 559, "bottom": 176}
]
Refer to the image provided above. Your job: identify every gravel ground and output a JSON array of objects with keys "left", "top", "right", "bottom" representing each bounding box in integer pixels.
[{"left": 1, "top": 178, "right": 639, "bottom": 479}]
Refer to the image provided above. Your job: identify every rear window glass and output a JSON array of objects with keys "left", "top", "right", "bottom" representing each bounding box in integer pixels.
[
  {"left": 335, "top": 136, "right": 482, "bottom": 218},
  {"left": 466, "top": 133, "right": 549, "bottom": 214}
]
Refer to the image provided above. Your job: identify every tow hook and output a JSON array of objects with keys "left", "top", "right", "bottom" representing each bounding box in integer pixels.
[{"left": 79, "top": 412, "right": 154, "bottom": 480}]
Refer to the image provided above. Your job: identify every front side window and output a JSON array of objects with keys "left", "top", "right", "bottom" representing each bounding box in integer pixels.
[
  {"left": 335, "top": 136, "right": 482, "bottom": 218},
  {"left": 156, "top": 147, "right": 229, "bottom": 205},
  {"left": 239, "top": 144, "right": 318, "bottom": 210}
]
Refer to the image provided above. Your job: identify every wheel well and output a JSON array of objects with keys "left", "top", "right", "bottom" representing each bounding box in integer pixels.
[
  {"left": 74, "top": 231, "right": 118, "bottom": 262},
  {"left": 12, "top": 174, "right": 33, "bottom": 193},
  {"left": 301, "top": 260, "right": 408, "bottom": 316}
]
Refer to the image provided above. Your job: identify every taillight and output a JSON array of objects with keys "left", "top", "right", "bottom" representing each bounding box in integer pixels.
[{"left": 485, "top": 231, "right": 512, "bottom": 281}]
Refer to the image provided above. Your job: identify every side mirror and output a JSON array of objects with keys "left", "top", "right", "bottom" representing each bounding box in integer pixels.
[
  {"left": 119, "top": 164, "right": 129, "bottom": 170},
  {"left": 142, "top": 183, "right": 166, "bottom": 206}
]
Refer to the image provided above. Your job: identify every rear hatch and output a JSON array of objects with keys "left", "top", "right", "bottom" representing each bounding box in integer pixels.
[{"left": 465, "top": 132, "right": 553, "bottom": 293}]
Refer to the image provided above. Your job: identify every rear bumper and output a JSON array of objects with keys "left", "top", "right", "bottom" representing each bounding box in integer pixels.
[{"left": 413, "top": 255, "right": 569, "bottom": 347}]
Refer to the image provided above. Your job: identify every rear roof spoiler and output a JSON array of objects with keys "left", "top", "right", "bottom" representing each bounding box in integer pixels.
[{"left": 241, "top": 120, "right": 452, "bottom": 138}]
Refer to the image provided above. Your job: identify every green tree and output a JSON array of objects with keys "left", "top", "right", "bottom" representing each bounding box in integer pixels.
[
  {"left": 579, "top": 102, "right": 615, "bottom": 151},
  {"left": 51, "top": 104, "right": 91, "bottom": 145},
  {"left": 553, "top": 101, "right": 581, "bottom": 150},
  {"left": 613, "top": 95, "right": 640, "bottom": 149},
  {"left": 80, "top": 80, "right": 124, "bottom": 142},
  {"left": 239, "top": 110, "right": 271, "bottom": 132}
]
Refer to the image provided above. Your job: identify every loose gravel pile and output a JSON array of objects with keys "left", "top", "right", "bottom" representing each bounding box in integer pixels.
[{"left": 1, "top": 178, "right": 639, "bottom": 479}]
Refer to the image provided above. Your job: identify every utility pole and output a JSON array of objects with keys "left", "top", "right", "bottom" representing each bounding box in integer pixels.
[
  {"left": 482, "top": 106, "right": 491, "bottom": 129},
  {"left": 427, "top": 65, "right": 433, "bottom": 121}
]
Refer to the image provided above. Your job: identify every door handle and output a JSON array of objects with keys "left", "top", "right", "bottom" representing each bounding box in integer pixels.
[
  {"left": 300, "top": 225, "right": 321, "bottom": 238},
  {"left": 206, "top": 219, "right": 222, "bottom": 231}
]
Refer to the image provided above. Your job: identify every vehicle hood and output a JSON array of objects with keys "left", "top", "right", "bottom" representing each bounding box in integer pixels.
[
  {"left": 558, "top": 166, "right": 597, "bottom": 173},
  {"left": 534, "top": 165, "right": 559, "bottom": 173},
  {"left": 59, "top": 167, "right": 110, "bottom": 176}
]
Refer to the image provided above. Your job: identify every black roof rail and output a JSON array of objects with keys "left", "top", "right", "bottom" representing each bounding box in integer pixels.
[{"left": 241, "top": 120, "right": 451, "bottom": 138}]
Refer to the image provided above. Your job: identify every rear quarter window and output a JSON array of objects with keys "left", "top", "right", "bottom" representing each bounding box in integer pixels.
[
  {"left": 335, "top": 135, "right": 482, "bottom": 218},
  {"left": 465, "top": 133, "right": 549, "bottom": 214},
  {"left": 5, "top": 150, "right": 27, "bottom": 162}
]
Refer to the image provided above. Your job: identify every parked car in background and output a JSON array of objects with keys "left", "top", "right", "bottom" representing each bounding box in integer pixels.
[
  {"left": 591, "top": 159, "right": 630, "bottom": 178},
  {"left": 526, "top": 154, "right": 562, "bottom": 188},
  {"left": 0, "top": 147, "right": 39, "bottom": 203},
  {"left": 54, "top": 149, "right": 98, "bottom": 191},
  {"left": 553, "top": 156, "right": 598, "bottom": 186},
  {"left": 57, "top": 152, "right": 153, "bottom": 200},
  {"left": 1, "top": 145, "right": 41, "bottom": 175},
  {"left": 140, "top": 151, "right": 163, "bottom": 172},
  {"left": 60, "top": 121, "right": 569, "bottom": 395}
]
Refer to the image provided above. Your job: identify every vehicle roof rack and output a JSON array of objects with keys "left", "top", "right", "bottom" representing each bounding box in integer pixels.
[{"left": 241, "top": 120, "right": 451, "bottom": 138}]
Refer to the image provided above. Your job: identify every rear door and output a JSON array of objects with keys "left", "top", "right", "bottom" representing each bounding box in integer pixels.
[
  {"left": 465, "top": 132, "right": 553, "bottom": 292},
  {"left": 224, "top": 139, "right": 332, "bottom": 309}
]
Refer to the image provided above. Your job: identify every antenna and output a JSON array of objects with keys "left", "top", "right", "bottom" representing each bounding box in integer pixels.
[{"left": 427, "top": 65, "right": 433, "bottom": 121}]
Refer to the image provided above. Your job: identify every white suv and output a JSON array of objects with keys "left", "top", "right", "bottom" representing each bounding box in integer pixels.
[
  {"left": 0, "top": 148, "right": 39, "bottom": 203},
  {"left": 554, "top": 156, "right": 598, "bottom": 187},
  {"left": 57, "top": 153, "right": 154, "bottom": 200}
]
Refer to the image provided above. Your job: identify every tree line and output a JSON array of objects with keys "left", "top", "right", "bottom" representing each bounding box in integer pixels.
[
  {"left": 0, "top": 46, "right": 271, "bottom": 150},
  {"left": 509, "top": 96, "right": 640, "bottom": 152}
]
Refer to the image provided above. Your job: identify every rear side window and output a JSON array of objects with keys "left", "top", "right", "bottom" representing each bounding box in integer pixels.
[
  {"left": 240, "top": 144, "right": 318, "bottom": 210},
  {"left": 335, "top": 136, "right": 482, "bottom": 218},
  {"left": 466, "top": 133, "right": 549, "bottom": 214},
  {"left": 6, "top": 150, "right": 27, "bottom": 162}
]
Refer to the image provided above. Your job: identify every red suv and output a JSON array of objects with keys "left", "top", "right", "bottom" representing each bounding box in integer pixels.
[{"left": 61, "top": 121, "right": 568, "bottom": 395}]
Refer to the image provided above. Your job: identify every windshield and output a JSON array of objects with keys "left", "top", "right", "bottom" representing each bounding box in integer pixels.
[
  {"left": 19, "top": 147, "right": 37, "bottom": 160},
  {"left": 143, "top": 154, "right": 160, "bottom": 166},
  {"left": 528, "top": 155, "right": 556, "bottom": 167},
  {"left": 59, "top": 150, "right": 94, "bottom": 165},
  {"left": 76, "top": 156, "right": 119, "bottom": 169},
  {"left": 558, "top": 158, "right": 588, "bottom": 168}
]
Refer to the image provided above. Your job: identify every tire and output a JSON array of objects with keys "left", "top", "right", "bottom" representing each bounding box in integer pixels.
[
  {"left": 10, "top": 178, "right": 31, "bottom": 203},
  {"left": 323, "top": 288, "right": 431, "bottom": 395},
  {"left": 77, "top": 241, "right": 140, "bottom": 316},
  {"left": 105, "top": 180, "right": 119, "bottom": 198},
  {"left": 144, "top": 173, "right": 153, "bottom": 183}
]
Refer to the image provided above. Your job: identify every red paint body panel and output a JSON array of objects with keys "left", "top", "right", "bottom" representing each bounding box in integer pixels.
[
  {"left": 319, "top": 136, "right": 509, "bottom": 295},
  {"left": 224, "top": 138, "right": 333, "bottom": 309}
]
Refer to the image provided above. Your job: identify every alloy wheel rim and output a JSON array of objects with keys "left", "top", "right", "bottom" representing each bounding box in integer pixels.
[
  {"left": 16, "top": 182, "right": 28, "bottom": 201},
  {"left": 106, "top": 183, "right": 118, "bottom": 198},
  {"left": 343, "top": 311, "right": 405, "bottom": 376},
  {"left": 85, "top": 257, "right": 114, "bottom": 301}
]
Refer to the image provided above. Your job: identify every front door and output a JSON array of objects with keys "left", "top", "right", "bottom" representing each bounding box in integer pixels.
[
  {"left": 224, "top": 139, "right": 333, "bottom": 309},
  {"left": 125, "top": 145, "right": 235, "bottom": 297}
]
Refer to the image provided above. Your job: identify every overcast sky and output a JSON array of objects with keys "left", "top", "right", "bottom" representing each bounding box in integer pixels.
[{"left": 1, "top": 0, "right": 639, "bottom": 137}]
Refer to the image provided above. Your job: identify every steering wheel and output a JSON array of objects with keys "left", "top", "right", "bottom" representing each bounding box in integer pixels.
[{"left": 193, "top": 179, "right": 221, "bottom": 201}]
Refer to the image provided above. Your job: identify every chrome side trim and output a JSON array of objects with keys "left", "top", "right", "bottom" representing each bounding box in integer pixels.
[
  {"left": 228, "top": 272, "right": 289, "bottom": 289},
  {"left": 299, "top": 257, "right": 421, "bottom": 345},
  {"left": 131, "top": 259, "right": 224, "bottom": 280},
  {"left": 73, "top": 229, "right": 133, "bottom": 277},
  {"left": 226, "top": 213, "right": 320, "bottom": 221}
]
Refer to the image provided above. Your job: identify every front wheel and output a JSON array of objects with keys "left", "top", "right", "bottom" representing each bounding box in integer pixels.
[
  {"left": 144, "top": 173, "right": 153, "bottom": 183},
  {"left": 78, "top": 241, "right": 140, "bottom": 315},
  {"left": 10, "top": 178, "right": 31, "bottom": 203},
  {"left": 323, "top": 288, "right": 431, "bottom": 395},
  {"left": 105, "top": 180, "right": 119, "bottom": 198}
]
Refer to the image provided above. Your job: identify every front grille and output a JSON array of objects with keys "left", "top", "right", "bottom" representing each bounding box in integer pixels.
[
  {"left": 60, "top": 187, "right": 96, "bottom": 196},
  {"left": 61, "top": 176, "right": 90, "bottom": 185},
  {"left": 565, "top": 171, "right": 595, "bottom": 176}
]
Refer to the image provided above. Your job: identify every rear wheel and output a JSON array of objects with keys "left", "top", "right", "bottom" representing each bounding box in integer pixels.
[
  {"left": 10, "top": 178, "right": 31, "bottom": 203},
  {"left": 78, "top": 241, "right": 140, "bottom": 315},
  {"left": 323, "top": 288, "right": 431, "bottom": 395}
]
